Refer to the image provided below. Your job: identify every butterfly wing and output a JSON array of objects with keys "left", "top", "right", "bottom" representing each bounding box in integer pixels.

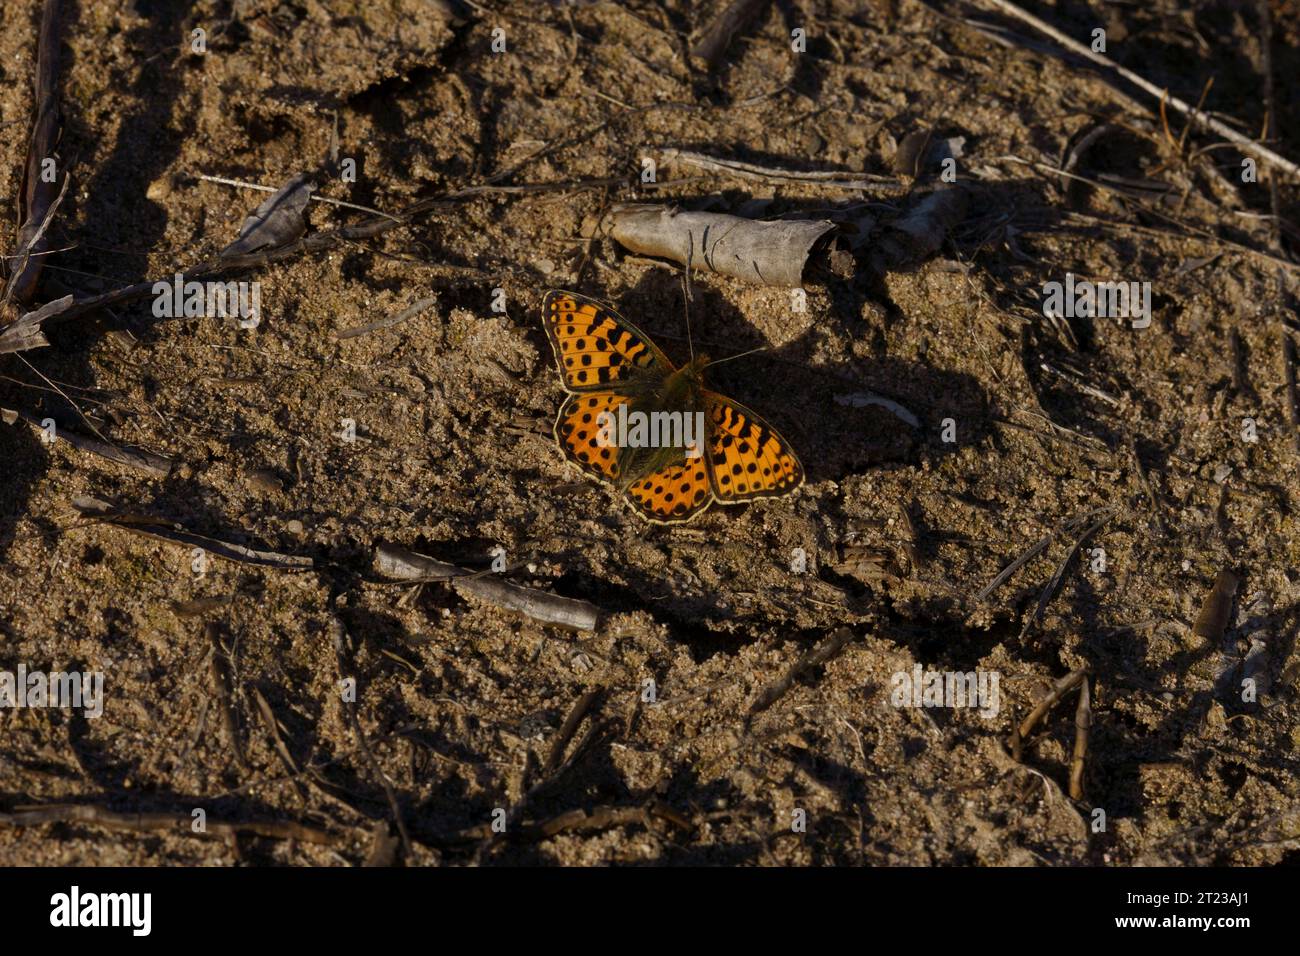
[
  {"left": 704, "top": 390, "right": 804, "bottom": 502},
  {"left": 542, "top": 290, "right": 674, "bottom": 392},
  {"left": 555, "top": 391, "right": 630, "bottom": 483},
  {"left": 624, "top": 457, "right": 714, "bottom": 523}
]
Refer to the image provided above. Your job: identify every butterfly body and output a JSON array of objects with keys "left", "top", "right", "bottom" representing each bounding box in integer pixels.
[
  {"left": 542, "top": 290, "right": 803, "bottom": 523},
  {"left": 608, "top": 356, "right": 710, "bottom": 492}
]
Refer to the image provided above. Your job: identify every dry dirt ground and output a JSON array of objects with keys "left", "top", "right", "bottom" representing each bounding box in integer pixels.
[{"left": 0, "top": 0, "right": 1298, "bottom": 866}]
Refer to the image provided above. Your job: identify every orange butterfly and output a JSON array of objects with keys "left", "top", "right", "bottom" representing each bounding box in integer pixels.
[{"left": 541, "top": 290, "right": 803, "bottom": 523}]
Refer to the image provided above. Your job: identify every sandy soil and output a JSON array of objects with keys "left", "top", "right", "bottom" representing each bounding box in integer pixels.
[{"left": 0, "top": 0, "right": 1297, "bottom": 865}]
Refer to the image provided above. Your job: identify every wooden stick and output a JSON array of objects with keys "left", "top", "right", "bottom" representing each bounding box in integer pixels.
[
  {"left": 362, "top": 820, "right": 401, "bottom": 867},
  {"left": 1009, "top": 703, "right": 1023, "bottom": 761},
  {"left": 1055, "top": 203, "right": 1300, "bottom": 279},
  {"left": 474, "top": 692, "right": 619, "bottom": 861},
  {"left": 1283, "top": 332, "right": 1300, "bottom": 456},
  {"left": 867, "top": 188, "right": 968, "bottom": 274},
  {"left": 524, "top": 804, "right": 690, "bottom": 839},
  {"left": 375, "top": 543, "right": 600, "bottom": 631},
  {"left": 0, "top": 295, "right": 69, "bottom": 352},
  {"left": 250, "top": 684, "right": 305, "bottom": 797}
]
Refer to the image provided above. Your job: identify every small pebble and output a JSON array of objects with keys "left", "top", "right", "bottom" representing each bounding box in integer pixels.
[
  {"left": 146, "top": 175, "right": 173, "bottom": 201},
  {"left": 246, "top": 468, "right": 283, "bottom": 493}
]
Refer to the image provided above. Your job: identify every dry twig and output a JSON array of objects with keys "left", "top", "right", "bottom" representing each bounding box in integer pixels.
[
  {"left": 2, "top": 406, "right": 172, "bottom": 477},
  {"left": 0, "top": 803, "right": 333, "bottom": 844},
  {"left": 374, "top": 543, "right": 600, "bottom": 631},
  {"left": 972, "top": 0, "right": 1300, "bottom": 181},
  {"left": 664, "top": 149, "right": 899, "bottom": 192},
  {"left": 206, "top": 622, "right": 248, "bottom": 773},
  {"left": 2, "top": 0, "right": 64, "bottom": 311},
  {"left": 71, "top": 496, "right": 314, "bottom": 570},
  {"left": 749, "top": 627, "right": 857, "bottom": 715}
]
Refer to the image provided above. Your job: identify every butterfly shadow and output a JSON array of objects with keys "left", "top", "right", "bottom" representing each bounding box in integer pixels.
[{"left": 609, "top": 271, "right": 993, "bottom": 490}]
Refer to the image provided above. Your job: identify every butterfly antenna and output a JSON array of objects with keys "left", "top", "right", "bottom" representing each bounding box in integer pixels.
[
  {"left": 682, "top": 233, "right": 696, "bottom": 364},
  {"left": 702, "top": 344, "right": 770, "bottom": 370}
]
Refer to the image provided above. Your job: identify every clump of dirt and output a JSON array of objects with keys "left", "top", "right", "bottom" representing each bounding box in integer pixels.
[{"left": 0, "top": 0, "right": 1297, "bottom": 865}]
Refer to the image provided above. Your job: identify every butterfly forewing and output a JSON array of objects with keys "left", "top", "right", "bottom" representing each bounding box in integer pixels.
[
  {"left": 704, "top": 391, "right": 804, "bottom": 501},
  {"left": 542, "top": 290, "right": 672, "bottom": 392},
  {"left": 555, "top": 391, "right": 629, "bottom": 482},
  {"left": 625, "top": 458, "right": 714, "bottom": 523}
]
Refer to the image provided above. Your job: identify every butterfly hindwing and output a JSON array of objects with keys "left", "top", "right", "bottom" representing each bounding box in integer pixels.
[
  {"left": 624, "top": 457, "right": 714, "bottom": 523},
  {"left": 542, "top": 290, "right": 673, "bottom": 392},
  {"left": 704, "top": 391, "right": 804, "bottom": 502},
  {"left": 555, "top": 391, "right": 629, "bottom": 482}
]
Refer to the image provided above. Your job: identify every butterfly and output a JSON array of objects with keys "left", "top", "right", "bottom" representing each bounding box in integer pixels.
[{"left": 541, "top": 290, "right": 803, "bottom": 523}]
